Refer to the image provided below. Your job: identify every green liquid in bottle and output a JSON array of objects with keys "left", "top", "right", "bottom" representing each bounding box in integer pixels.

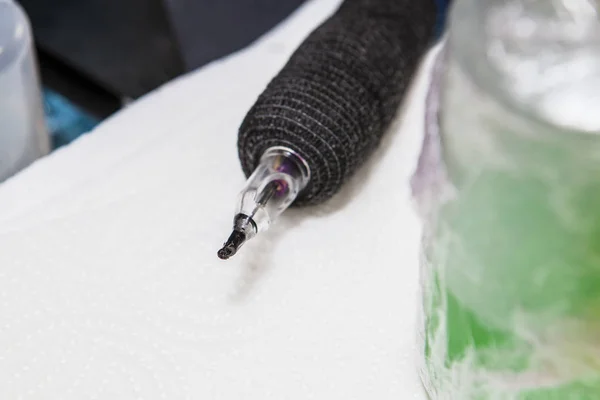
[{"left": 415, "top": 1, "right": 600, "bottom": 398}]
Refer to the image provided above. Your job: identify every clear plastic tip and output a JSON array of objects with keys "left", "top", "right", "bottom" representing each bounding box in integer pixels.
[
  {"left": 236, "top": 146, "right": 310, "bottom": 233},
  {"left": 218, "top": 147, "right": 310, "bottom": 260}
]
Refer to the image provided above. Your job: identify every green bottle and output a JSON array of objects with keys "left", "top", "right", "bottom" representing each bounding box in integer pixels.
[{"left": 413, "top": 0, "right": 600, "bottom": 398}]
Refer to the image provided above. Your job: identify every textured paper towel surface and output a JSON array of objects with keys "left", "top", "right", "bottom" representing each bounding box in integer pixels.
[{"left": 0, "top": 0, "right": 438, "bottom": 398}]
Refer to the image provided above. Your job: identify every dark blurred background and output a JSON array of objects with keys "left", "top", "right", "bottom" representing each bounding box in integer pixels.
[{"left": 20, "top": 0, "right": 305, "bottom": 145}]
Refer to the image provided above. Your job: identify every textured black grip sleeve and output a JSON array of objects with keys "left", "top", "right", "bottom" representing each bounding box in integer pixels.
[{"left": 238, "top": 0, "right": 437, "bottom": 206}]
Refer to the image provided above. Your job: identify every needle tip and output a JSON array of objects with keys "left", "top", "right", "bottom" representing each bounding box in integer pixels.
[
  {"left": 217, "top": 230, "right": 247, "bottom": 260},
  {"left": 217, "top": 245, "right": 235, "bottom": 260}
]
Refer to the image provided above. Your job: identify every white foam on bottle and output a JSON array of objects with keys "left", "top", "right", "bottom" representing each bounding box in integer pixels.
[{"left": 485, "top": 0, "right": 600, "bottom": 132}]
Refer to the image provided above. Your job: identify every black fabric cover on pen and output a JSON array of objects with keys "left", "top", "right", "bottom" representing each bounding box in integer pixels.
[{"left": 238, "top": 0, "right": 438, "bottom": 206}]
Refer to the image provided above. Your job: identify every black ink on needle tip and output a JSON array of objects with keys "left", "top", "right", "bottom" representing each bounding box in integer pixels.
[{"left": 217, "top": 230, "right": 247, "bottom": 260}]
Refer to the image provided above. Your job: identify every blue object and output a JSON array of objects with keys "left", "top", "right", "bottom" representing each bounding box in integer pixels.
[
  {"left": 43, "top": 88, "right": 99, "bottom": 149},
  {"left": 434, "top": 0, "right": 450, "bottom": 38}
]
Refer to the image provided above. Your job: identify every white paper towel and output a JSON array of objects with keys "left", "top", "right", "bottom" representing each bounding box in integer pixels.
[{"left": 0, "top": 0, "right": 439, "bottom": 398}]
